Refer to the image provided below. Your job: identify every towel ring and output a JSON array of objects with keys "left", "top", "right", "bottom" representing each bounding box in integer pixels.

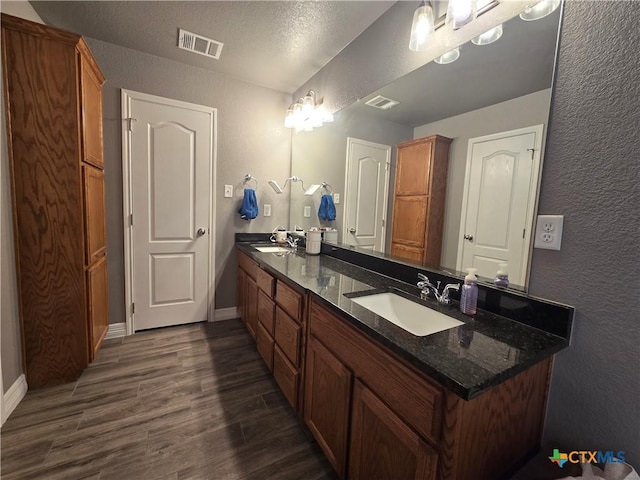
[
  {"left": 322, "top": 182, "right": 333, "bottom": 194},
  {"left": 243, "top": 174, "right": 258, "bottom": 189}
]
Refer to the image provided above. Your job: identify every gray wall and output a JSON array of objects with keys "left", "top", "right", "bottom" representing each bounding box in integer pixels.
[
  {"left": 296, "top": 1, "right": 640, "bottom": 467},
  {"left": 0, "top": 1, "right": 44, "bottom": 393},
  {"left": 84, "top": 38, "right": 292, "bottom": 321},
  {"left": 529, "top": 1, "right": 639, "bottom": 463},
  {"left": 290, "top": 107, "right": 412, "bottom": 242},
  {"left": 414, "top": 89, "right": 552, "bottom": 270}
]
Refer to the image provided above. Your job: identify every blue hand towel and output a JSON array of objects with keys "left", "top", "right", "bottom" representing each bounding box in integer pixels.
[
  {"left": 318, "top": 194, "right": 336, "bottom": 221},
  {"left": 238, "top": 188, "right": 259, "bottom": 220}
]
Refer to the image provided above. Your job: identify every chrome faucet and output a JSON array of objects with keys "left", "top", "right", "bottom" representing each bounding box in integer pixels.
[
  {"left": 417, "top": 273, "right": 460, "bottom": 305},
  {"left": 286, "top": 237, "right": 299, "bottom": 250}
]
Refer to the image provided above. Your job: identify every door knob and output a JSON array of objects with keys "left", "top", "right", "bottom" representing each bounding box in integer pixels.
[
  {"left": 349, "top": 228, "right": 356, "bottom": 234},
  {"left": 197, "top": 228, "right": 207, "bottom": 237},
  {"left": 464, "top": 234, "right": 474, "bottom": 241}
]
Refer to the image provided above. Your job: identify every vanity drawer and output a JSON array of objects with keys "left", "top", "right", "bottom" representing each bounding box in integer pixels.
[
  {"left": 273, "top": 345, "right": 299, "bottom": 410},
  {"left": 256, "top": 322, "right": 274, "bottom": 372},
  {"left": 257, "top": 291, "right": 275, "bottom": 334},
  {"left": 275, "top": 280, "right": 303, "bottom": 321},
  {"left": 237, "top": 249, "right": 258, "bottom": 279},
  {"left": 256, "top": 268, "right": 275, "bottom": 298},
  {"left": 309, "top": 300, "right": 443, "bottom": 444},
  {"left": 275, "top": 306, "right": 301, "bottom": 366}
]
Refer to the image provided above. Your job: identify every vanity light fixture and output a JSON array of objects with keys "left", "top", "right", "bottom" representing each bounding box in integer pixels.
[
  {"left": 434, "top": 47, "right": 460, "bottom": 64},
  {"left": 284, "top": 90, "right": 334, "bottom": 132},
  {"left": 519, "top": 0, "right": 560, "bottom": 21},
  {"left": 471, "top": 24, "right": 503, "bottom": 45},
  {"left": 446, "top": 0, "right": 478, "bottom": 30},
  {"left": 409, "top": 1, "right": 435, "bottom": 52}
]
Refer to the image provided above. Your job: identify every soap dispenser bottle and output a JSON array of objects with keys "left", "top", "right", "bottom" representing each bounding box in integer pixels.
[
  {"left": 460, "top": 268, "right": 478, "bottom": 315},
  {"left": 494, "top": 263, "right": 509, "bottom": 287}
]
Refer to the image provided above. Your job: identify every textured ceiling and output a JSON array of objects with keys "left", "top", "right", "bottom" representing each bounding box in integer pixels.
[{"left": 29, "top": 1, "right": 396, "bottom": 93}]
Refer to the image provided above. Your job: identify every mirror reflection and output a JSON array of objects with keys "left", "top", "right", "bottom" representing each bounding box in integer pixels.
[{"left": 289, "top": 7, "right": 562, "bottom": 290}]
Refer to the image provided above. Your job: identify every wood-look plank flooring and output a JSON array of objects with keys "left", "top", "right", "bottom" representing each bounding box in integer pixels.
[{"left": 1, "top": 319, "right": 337, "bottom": 480}]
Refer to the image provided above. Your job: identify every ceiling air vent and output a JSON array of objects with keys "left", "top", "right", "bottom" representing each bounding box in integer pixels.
[
  {"left": 365, "top": 95, "right": 400, "bottom": 110},
  {"left": 177, "top": 28, "right": 224, "bottom": 59}
]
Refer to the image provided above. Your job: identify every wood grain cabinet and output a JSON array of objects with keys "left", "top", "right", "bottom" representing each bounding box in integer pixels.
[
  {"left": 305, "top": 299, "right": 552, "bottom": 480},
  {"left": 2, "top": 14, "right": 109, "bottom": 387},
  {"left": 391, "top": 135, "right": 452, "bottom": 266}
]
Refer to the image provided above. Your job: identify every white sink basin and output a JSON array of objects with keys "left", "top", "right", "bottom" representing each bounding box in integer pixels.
[
  {"left": 351, "top": 292, "right": 463, "bottom": 336},
  {"left": 253, "top": 246, "right": 290, "bottom": 253}
]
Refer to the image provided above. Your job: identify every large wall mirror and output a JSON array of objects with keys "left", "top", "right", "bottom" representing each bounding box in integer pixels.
[{"left": 289, "top": 5, "right": 562, "bottom": 291}]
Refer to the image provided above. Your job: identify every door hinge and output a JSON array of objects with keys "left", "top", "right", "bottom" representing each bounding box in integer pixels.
[
  {"left": 382, "top": 219, "right": 386, "bottom": 227},
  {"left": 523, "top": 228, "right": 526, "bottom": 239},
  {"left": 126, "top": 117, "right": 138, "bottom": 132},
  {"left": 130, "top": 214, "right": 134, "bottom": 226},
  {"left": 132, "top": 302, "right": 135, "bottom": 314}
]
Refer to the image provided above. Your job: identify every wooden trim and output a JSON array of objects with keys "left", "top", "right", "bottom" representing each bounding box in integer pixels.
[{"left": 1, "top": 13, "right": 81, "bottom": 46}]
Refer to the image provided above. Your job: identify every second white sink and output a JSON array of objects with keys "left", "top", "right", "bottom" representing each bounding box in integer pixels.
[
  {"left": 253, "top": 246, "right": 290, "bottom": 253},
  {"left": 351, "top": 292, "right": 463, "bottom": 336}
]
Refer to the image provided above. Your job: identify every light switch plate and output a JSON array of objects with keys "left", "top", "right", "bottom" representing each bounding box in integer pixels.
[
  {"left": 263, "top": 204, "right": 271, "bottom": 217},
  {"left": 333, "top": 193, "right": 340, "bottom": 204},
  {"left": 304, "top": 206, "right": 311, "bottom": 218},
  {"left": 534, "top": 215, "right": 564, "bottom": 250},
  {"left": 224, "top": 185, "right": 233, "bottom": 198}
]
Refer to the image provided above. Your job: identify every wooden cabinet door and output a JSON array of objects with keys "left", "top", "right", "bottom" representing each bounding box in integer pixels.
[
  {"left": 237, "top": 268, "right": 246, "bottom": 324},
  {"left": 304, "top": 335, "right": 352, "bottom": 478},
  {"left": 395, "top": 139, "right": 433, "bottom": 196},
  {"left": 391, "top": 243, "right": 424, "bottom": 263},
  {"left": 350, "top": 380, "right": 438, "bottom": 480},
  {"left": 246, "top": 276, "right": 258, "bottom": 339},
  {"left": 87, "top": 255, "right": 109, "bottom": 361},
  {"left": 80, "top": 58, "right": 104, "bottom": 168},
  {"left": 83, "top": 164, "right": 106, "bottom": 265},
  {"left": 391, "top": 196, "right": 428, "bottom": 247}
]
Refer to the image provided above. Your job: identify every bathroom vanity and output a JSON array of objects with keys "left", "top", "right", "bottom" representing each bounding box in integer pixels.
[{"left": 236, "top": 239, "right": 572, "bottom": 480}]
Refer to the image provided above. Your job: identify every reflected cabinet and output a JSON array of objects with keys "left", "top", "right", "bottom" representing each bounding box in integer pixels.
[
  {"left": 2, "top": 14, "right": 108, "bottom": 388},
  {"left": 391, "top": 135, "right": 452, "bottom": 266}
]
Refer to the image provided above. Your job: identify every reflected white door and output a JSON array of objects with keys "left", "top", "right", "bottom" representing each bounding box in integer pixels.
[
  {"left": 344, "top": 138, "right": 391, "bottom": 251},
  {"left": 128, "top": 93, "right": 214, "bottom": 331},
  {"left": 457, "top": 125, "right": 543, "bottom": 285}
]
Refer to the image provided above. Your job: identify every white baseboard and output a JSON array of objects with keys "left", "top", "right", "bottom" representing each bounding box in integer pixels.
[
  {"left": 212, "top": 307, "right": 239, "bottom": 322},
  {"left": 2, "top": 374, "right": 27, "bottom": 426},
  {"left": 105, "top": 322, "right": 127, "bottom": 339}
]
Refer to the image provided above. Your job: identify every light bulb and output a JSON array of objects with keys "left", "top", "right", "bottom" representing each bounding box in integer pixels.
[
  {"left": 471, "top": 24, "right": 503, "bottom": 45},
  {"left": 409, "top": 3, "right": 435, "bottom": 52},
  {"left": 301, "top": 93, "right": 315, "bottom": 116},
  {"left": 446, "top": 0, "right": 477, "bottom": 30},
  {"left": 284, "top": 107, "right": 295, "bottom": 128},
  {"left": 434, "top": 47, "right": 460, "bottom": 65},
  {"left": 519, "top": 0, "right": 561, "bottom": 21}
]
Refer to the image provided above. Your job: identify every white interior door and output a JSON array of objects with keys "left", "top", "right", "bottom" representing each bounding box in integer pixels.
[
  {"left": 457, "top": 125, "right": 544, "bottom": 285},
  {"left": 343, "top": 138, "right": 391, "bottom": 251},
  {"left": 125, "top": 91, "right": 214, "bottom": 331}
]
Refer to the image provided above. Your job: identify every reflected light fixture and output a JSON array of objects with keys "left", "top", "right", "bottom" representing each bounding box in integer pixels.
[
  {"left": 446, "top": 0, "right": 478, "bottom": 30},
  {"left": 268, "top": 176, "right": 320, "bottom": 195},
  {"left": 284, "top": 90, "right": 333, "bottom": 132},
  {"left": 409, "top": 1, "right": 435, "bottom": 52},
  {"left": 434, "top": 47, "right": 460, "bottom": 65},
  {"left": 519, "top": 0, "right": 560, "bottom": 21},
  {"left": 471, "top": 24, "right": 503, "bottom": 45}
]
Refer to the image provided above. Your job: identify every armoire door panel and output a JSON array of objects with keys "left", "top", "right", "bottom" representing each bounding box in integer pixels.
[
  {"left": 392, "top": 196, "right": 428, "bottom": 247},
  {"left": 83, "top": 164, "right": 107, "bottom": 265},
  {"left": 80, "top": 58, "right": 105, "bottom": 169},
  {"left": 87, "top": 256, "right": 109, "bottom": 360}
]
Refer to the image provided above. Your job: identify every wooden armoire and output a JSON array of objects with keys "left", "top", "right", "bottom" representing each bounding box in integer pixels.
[
  {"left": 2, "top": 14, "right": 108, "bottom": 388},
  {"left": 390, "top": 135, "right": 452, "bottom": 267}
]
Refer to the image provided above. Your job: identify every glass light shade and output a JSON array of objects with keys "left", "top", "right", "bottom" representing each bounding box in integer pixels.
[
  {"left": 301, "top": 94, "right": 315, "bottom": 116},
  {"left": 434, "top": 47, "right": 460, "bottom": 64},
  {"left": 446, "top": 0, "right": 477, "bottom": 30},
  {"left": 409, "top": 4, "right": 435, "bottom": 52},
  {"left": 471, "top": 24, "right": 503, "bottom": 45},
  {"left": 519, "top": 0, "right": 561, "bottom": 21},
  {"left": 284, "top": 107, "right": 295, "bottom": 128}
]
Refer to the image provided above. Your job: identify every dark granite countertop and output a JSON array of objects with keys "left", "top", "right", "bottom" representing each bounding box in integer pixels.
[{"left": 237, "top": 243, "right": 570, "bottom": 400}]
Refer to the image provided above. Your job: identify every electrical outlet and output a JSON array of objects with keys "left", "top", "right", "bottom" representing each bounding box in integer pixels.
[
  {"left": 333, "top": 193, "right": 340, "bottom": 204},
  {"left": 534, "top": 215, "right": 564, "bottom": 250},
  {"left": 224, "top": 185, "right": 233, "bottom": 198},
  {"left": 304, "top": 206, "right": 311, "bottom": 218},
  {"left": 263, "top": 204, "right": 271, "bottom": 217}
]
